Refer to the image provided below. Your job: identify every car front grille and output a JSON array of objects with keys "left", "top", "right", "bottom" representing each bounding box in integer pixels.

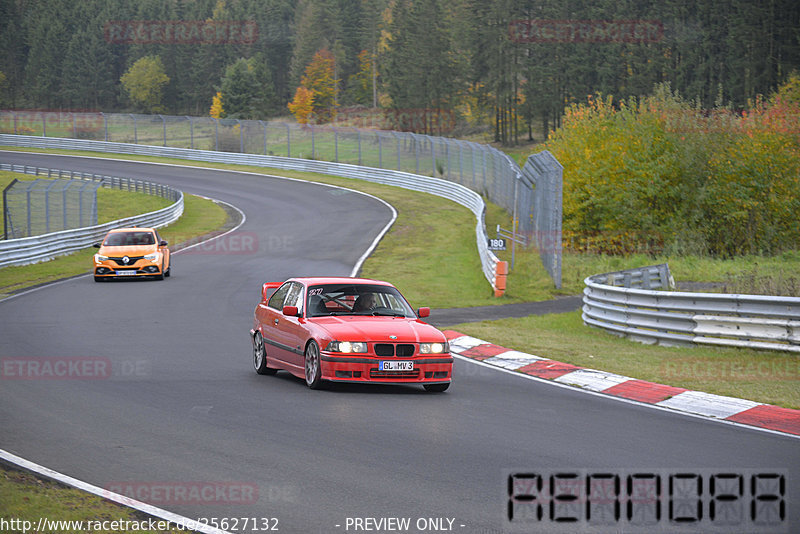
[
  {"left": 373, "top": 343, "right": 415, "bottom": 357},
  {"left": 109, "top": 256, "right": 144, "bottom": 266}
]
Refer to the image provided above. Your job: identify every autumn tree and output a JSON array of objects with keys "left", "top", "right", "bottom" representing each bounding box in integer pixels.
[
  {"left": 291, "top": 48, "right": 338, "bottom": 123},
  {"left": 121, "top": 56, "right": 170, "bottom": 113},
  {"left": 210, "top": 91, "right": 224, "bottom": 118},
  {"left": 288, "top": 86, "right": 314, "bottom": 124}
]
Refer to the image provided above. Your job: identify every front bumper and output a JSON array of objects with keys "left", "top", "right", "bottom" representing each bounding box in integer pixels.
[
  {"left": 320, "top": 353, "right": 453, "bottom": 384},
  {"left": 94, "top": 260, "right": 163, "bottom": 278}
]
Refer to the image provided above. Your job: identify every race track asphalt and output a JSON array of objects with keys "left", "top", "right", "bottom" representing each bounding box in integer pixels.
[{"left": 1, "top": 151, "right": 798, "bottom": 534}]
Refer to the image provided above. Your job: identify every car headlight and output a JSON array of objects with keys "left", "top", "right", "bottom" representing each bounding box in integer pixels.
[
  {"left": 144, "top": 252, "right": 160, "bottom": 261},
  {"left": 326, "top": 341, "right": 367, "bottom": 353},
  {"left": 94, "top": 254, "right": 108, "bottom": 262},
  {"left": 420, "top": 342, "right": 448, "bottom": 354}
]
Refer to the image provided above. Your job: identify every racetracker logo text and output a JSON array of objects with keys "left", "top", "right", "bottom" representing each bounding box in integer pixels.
[
  {"left": 103, "top": 481, "right": 259, "bottom": 505},
  {"left": 104, "top": 20, "right": 258, "bottom": 45},
  {"left": 509, "top": 19, "right": 664, "bottom": 43},
  {"left": 1, "top": 357, "right": 111, "bottom": 380}
]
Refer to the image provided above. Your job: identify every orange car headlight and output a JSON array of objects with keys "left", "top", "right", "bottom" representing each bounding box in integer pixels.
[{"left": 94, "top": 254, "right": 108, "bottom": 263}]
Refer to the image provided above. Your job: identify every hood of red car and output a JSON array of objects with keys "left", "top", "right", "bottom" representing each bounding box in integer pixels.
[{"left": 310, "top": 316, "right": 446, "bottom": 344}]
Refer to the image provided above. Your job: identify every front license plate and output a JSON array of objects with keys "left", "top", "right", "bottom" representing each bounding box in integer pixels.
[
  {"left": 115, "top": 270, "right": 137, "bottom": 276},
  {"left": 379, "top": 361, "right": 413, "bottom": 371}
]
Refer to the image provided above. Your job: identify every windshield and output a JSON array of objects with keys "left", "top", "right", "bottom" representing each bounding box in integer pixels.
[
  {"left": 306, "top": 284, "right": 415, "bottom": 318},
  {"left": 103, "top": 231, "right": 155, "bottom": 246}
]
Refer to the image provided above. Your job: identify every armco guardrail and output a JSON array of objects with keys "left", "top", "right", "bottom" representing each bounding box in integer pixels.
[
  {"left": 0, "top": 135, "right": 507, "bottom": 293},
  {"left": 583, "top": 264, "right": 800, "bottom": 353},
  {"left": 0, "top": 164, "right": 183, "bottom": 268}
]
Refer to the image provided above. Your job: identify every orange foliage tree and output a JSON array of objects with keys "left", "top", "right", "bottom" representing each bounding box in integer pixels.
[
  {"left": 288, "top": 49, "right": 338, "bottom": 124},
  {"left": 287, "top": 86, "right": 315, "bottom": 124}
]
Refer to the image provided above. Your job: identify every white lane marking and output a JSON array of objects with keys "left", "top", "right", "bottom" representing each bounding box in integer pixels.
[
  {"left": 448, "top": 335, "right": 487, "bottom": 352},
  {"left": 484, "top": 350, "right": 548, "bottom": 370},
  {"left": 657, "top": 390, "right": 762, "bottom": 419},
  {"left": 554, "top": 368, "right": 632, "bottom": 392},
  {"left": 0, "top": 448, "right": 233, "bottom": 534}
]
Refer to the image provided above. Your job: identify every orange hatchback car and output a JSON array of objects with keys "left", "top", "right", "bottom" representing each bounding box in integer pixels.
[{"left": 93, "top": 227, "right": 171, "bottom": 282}]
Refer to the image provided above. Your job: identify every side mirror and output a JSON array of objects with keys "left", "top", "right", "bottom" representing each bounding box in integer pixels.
[
  {"left": 282, "top": 305, "right": 299, "bottom": 317},
  {"left": 159, "top": 240, "right": 168, "bottom": 247},
  {"left": 93, "top": 243, "right": 101, "bottom": 248},
  {"left": 417, "top": 307, "right": 430, "bottom": 318}
]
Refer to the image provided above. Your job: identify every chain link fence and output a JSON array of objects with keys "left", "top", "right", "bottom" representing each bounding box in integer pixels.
[
  {"left": 0, "top": 110, "right": 562, "bottom": 287},
  {"left": 522, "top": 151, "right": 563, "bottom": 288},
  {"left": 1, "top": 163, "right": 181, "bottom": 240},
  {"left": 3, "top": 177, "right": 100, "bottom": 239}
]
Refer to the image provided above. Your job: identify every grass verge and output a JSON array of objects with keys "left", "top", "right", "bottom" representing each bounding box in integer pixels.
[
  {"left": 449, "top": 310, "right": 800, "bottom": 409},
  {"left": 0, "top": 463, "right": 189, "bottom": 533}
]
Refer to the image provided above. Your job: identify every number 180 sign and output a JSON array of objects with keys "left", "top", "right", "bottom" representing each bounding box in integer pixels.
[{"left": 488, "top": 238, "right": 506, "bottom": 251}]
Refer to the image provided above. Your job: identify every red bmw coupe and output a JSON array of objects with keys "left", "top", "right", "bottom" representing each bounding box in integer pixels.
[{"left": 250, "top": 277, "right": 452, "bottom": 391}]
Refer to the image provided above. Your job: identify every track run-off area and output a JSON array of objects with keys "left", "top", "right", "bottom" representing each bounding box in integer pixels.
[{"left": 0, "top": 151, "right": 798, "bottom": 534}]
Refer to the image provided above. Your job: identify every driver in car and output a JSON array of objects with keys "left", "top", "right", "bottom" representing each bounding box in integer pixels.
[{"left": 352, "top": 293, "right": 376, "bottom": 313}]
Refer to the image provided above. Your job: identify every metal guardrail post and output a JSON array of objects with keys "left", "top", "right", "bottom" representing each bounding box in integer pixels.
[{"left": 3, "top": 179, "right": 18, "bottom": 240}]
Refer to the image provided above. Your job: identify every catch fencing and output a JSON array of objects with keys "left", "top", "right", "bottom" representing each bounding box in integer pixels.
[
  {"left": 3, "top": 176, "right": 101, "bottom": 239},
  {"left": 0, "top": 163, "right": 183, "bottom": 268},
  {"left": 0, "top": 110, "right": 562, "bottom": 287},
  {"left": 521, "top": 151, "right": 562, "bottom": 288},
  {"left": 583, "top": 264, "right": 800, "bottom": 353}
]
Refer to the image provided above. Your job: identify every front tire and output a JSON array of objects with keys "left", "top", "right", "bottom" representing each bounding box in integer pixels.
[
  {"left": 304, "top": 340, "right": 326, "bottom": 389},
  {"left": 423, "top": 383, "right": 450, "bottom": 392},
  {"left": 253, "top": 332, "right": 277, "bottom": 375}
]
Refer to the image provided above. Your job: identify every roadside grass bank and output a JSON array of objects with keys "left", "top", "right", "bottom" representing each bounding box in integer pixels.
[
  {"left": 449, "top": 310, "right": 800, "bottom": 410},
  {"left": 0, "top": 463, "right": 190, "bottom": 534}
]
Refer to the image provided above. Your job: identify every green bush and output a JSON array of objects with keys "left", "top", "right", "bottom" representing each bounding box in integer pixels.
[{"left": 545, "top": 84, "right": 800, "bottom": 257}]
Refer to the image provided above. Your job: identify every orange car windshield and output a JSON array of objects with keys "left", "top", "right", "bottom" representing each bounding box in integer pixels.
[{"left": 104, "top": 231, "right": 155, "bottom": 246}]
